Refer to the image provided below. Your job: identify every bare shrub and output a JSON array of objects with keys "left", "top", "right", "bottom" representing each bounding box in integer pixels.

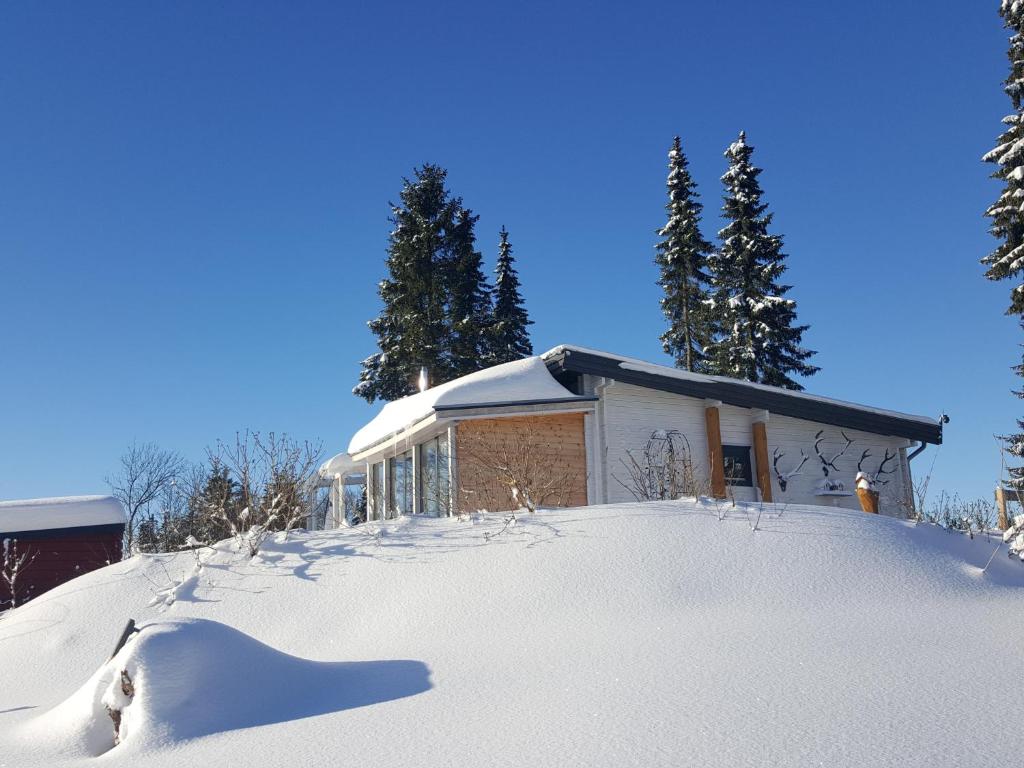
[
  {"left": 921, "top": 492, "right": 999, "bottom": 539},
  {"left": 459, "top": 422, "right": 581, "bottom": 517},
  {"left": 106, "top": 442, "right": 184, "bottom": 556},
  {"left": 1, "top": 538, "right": 37, "bottom": 610},
  {"left": 203, "top": 431, "right": 324, "bottom": 557},
  {"left": 614, "top": 430, "right": 704, "bottom": 501}
]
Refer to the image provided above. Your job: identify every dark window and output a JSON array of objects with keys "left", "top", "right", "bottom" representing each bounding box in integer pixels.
[{"left": 722, "top": 445, "right": 753, "bottom": 487}]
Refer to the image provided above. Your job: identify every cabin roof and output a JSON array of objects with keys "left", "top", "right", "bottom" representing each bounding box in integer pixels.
[
  {"left": 0, "top": 495, "right": 127, "bottom": 536},
  {"left": 542, "top": 345, "right": 943, "bottom": 445},
  {"left": 347, "top": 356, "right": 590, "bottom": 454}
]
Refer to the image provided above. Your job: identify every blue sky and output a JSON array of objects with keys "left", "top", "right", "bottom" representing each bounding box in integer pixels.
[{"left": 0, "top": 0, "right": 1014, "bottom": 504}]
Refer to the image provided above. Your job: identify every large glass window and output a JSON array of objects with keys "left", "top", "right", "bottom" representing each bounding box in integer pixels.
[
  {"left": 419, "top": 434, "right": 450, "bottom": 517},
  {"left": 388, "top": 451, "right": 414, "bottom": 518},
  {"left": 371, "top": 462, "right": 384, "bottom": 520}
]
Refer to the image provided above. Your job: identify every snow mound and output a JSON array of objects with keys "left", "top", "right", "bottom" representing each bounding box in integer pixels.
[
  {"left": 348, "top": 355, "right": 577, "bottom": 453},
  {"left": 0, "top": 495, "right": 126, "bottom": 534},
  {"left": 1, "top": 500, "right": 1022, "bottom": 767},
  {"left": 24, "top": 617, "right": 430, "bottom": 756}
]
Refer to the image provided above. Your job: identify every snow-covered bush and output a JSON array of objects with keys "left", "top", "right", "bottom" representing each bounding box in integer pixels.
[
  {"left": 1004, "top": 514, "right": 1024, "bottom": 560},
  {"left": 921, "top": 493, "right": 999, "bottom": 539},
  {"left": 199, "top": 432, "right": 323, "bottom": 557}
]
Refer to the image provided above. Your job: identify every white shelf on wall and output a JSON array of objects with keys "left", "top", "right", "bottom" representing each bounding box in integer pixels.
[{"left": 813, "top": 489, "right": 854, "bottom": 507}]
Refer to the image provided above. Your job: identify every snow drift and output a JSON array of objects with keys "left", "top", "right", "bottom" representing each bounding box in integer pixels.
[
  {"left": 24, "top": 617, "right": 430, "bottom": 757},
  {"left": 1, "top": 499, "right": 1022, "bottom": 767}
]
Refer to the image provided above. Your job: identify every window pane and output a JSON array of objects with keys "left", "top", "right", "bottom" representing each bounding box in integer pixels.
[{"left": 371, "top": 462, "right": 384, "bottom": 520}]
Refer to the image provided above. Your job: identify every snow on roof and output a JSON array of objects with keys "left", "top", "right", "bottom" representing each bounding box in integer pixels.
[
  {"left": 318, "top": 452, "right": 361, "bottom": 479},
  {"left": 542, "top": 344, "right": 940, "bottom": 427},
  {"left": 0, "top": 495, "right": 127, "bottom": 535},
  {"left": 348, "top": 356, "right": 577, "bottom": 455}
]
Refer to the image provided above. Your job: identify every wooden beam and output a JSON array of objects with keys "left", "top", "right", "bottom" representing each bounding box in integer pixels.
[
  {"left": 705, "top": 404, "right": 726, "bottom": 499},
  {"left": 997, "top": 486, "right": 1011, "bottom": 531},
  {"left": 752, "top": 420, "right": 773, "bottom": 503}
]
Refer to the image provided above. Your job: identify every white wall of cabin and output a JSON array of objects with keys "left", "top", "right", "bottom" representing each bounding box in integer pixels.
[{"left": 592, "top": 378, "right": 914, "bottom": 516}]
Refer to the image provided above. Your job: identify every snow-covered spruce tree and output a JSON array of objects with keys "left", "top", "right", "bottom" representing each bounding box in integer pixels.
[
  {"left": 489, "top": 226, "right": 533, "bottom": 364},
  {"left": 655, "top": 136, "right": 715, "bottom": 372},
  {"left": 444, "top": 206, "right": 496, "bottom": 378},
  {"left": 983, "top": 1, "right": 1024, "bottom": 486},
  {"left": 355, "top": 165, "right": 459, "bottom": 402},
  {"left": 704, "top": 132, "right": 819, "bottom": 390}
]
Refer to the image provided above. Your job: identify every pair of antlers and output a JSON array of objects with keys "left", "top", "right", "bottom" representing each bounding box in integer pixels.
[
  {"left": 772, "top": 447, "right": 809, "bottom": 492},
  {"left": 857, "top": 448, "right": 897, "bottom": 485},
  {"left": 814, "top": 430, "right": 853, "bottom": 478}
]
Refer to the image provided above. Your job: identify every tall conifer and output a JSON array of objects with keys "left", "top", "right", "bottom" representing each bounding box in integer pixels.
[
  {"left": 704, "top": 132, "right": 818, "bottom": 390},
  {"left": 984, "top": 1, "right": 1024, "bottom": 484},
  {"left": 655, "top": 136, "right": 714, "bottom": 371},
  {"left": 355, "top": 165, "right": 456, "bottom": 402},
  {"left": 490, "top": 227, "right": 533, "bottom": 363},
  {"left": 445, "top": 207, "right": 495, "bottom": 377}
]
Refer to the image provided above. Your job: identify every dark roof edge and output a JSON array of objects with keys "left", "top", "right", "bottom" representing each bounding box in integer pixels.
[
  {"left": 545, "top": 349, "right": 942, "bottom": 445},
  {"left": 0, "top": 522, "right": 126, "bottom": 540},
  {"left": 434, "top": 395, "right": 598, "bottom": 413}
]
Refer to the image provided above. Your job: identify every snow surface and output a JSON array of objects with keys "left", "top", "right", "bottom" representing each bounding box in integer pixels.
[
  {"left": 1, "top": 499, "right": 1022, "bottom": 767},
  {"left": 543, "top": 344, "right": 940, "bottom": 427},
  {"left": 348, "top": 356, "right": 577, "bottom": 454},
  {"left": 0, "top": 495, "right": 126, "bottom": 534}
]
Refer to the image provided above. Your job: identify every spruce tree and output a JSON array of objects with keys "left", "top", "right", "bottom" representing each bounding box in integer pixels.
[
  {"left": 355, "top": 165, "right": 458, "bottom": 402},
  {"left": 445, "top": 206, "right": 495, "bottom": 377},
  {"left": 704, "top": 132, "right": 818, "bottom": 390},
  {"left": 490, "top": 227, "right": 533, "bottom": 363},
  {"left": 187, "top": 459, "right": 239, "bottom": 544},
  {"left": 984, "top": 1, "right": 1024, "bottom": 485},
  {"left": 655, "top": 136, "right": 715, "bottom": 372}
]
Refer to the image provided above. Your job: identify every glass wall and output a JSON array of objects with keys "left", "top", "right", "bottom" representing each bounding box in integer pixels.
[
  {"left": 419, "top": 434, "right": 450, "bottom": 516},
  {"left": 371, "top": 461, "right": 384, "bottom": 520},
  {"left": 388, "top": 450, "right": 414, "bottom": 518},
  {"left": 366, "top": 433, "right": 451, "bottom": 521}
]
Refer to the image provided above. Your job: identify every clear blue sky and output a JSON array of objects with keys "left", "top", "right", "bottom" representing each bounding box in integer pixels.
[{"left": 0, "top": 0, "right": 1014, "bottom": 504}]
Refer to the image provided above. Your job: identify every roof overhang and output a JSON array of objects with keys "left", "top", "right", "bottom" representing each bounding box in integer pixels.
[{"left": 544, "top": 346, "right": 943, "bottom": 445}]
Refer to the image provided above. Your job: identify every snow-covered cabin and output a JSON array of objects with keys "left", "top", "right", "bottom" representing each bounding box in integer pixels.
[
  {"left": 0, "top": 495, "right": 126, "bottom": 608},
  {"left": 321, "top": 346, "right": 943, "bottom": 522}
]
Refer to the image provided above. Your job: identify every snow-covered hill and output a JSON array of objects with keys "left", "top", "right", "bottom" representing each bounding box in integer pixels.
[{"left": 1, "top": 499, "right": 1022, "bottom": 767}]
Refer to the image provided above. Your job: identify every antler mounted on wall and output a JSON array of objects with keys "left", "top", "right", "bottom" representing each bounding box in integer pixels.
[
  {"left": 814, "top": 431, "right": 854, "bottom": 479},
  {"left": 857, "top": 448, "right": 897, "bottom": 486},
  {"left": 772, "top": 447, "right": 809, "bottom": 492}
]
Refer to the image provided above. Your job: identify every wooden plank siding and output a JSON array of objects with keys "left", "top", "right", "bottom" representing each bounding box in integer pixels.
[
  {"left": 454, "top": 413, "right": 588, "bottom": 513},
  {"left": 594, "top": 380, "right": 914, "bottom": 515}
]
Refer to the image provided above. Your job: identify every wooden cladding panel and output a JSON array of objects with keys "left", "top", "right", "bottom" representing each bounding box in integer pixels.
[
  {"left": 455, "top": 413, "right": 588, "bottom": 514},
  {"left": 705, "top": 406, "right": 727, "bottom": 499},
  {"left": 0, "top": 530, "right": 122, "bottom": 608},
  {"left": 752, "top": 420, "right": 773, "bottom": 503}
]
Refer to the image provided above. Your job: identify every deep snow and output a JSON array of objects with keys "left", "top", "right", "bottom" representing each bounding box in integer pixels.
[{"left": 0, "top": 499, "right": 1022, "bottom": 767}]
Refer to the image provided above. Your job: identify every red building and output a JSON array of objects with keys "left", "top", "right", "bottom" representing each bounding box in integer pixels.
[{"left": 0, "top": 496, "right": 126, "bottom": 609}]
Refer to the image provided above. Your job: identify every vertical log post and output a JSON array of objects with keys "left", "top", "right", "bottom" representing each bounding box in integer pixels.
[
  {"left": 751, "top": 411, "right": 773, "bottom": 503},
  {"left": 705, "top": 400, "right": 726, "bottom": 499},
  {"left": 996, "top": 486, "right": 1010, "bottom": 531}
]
